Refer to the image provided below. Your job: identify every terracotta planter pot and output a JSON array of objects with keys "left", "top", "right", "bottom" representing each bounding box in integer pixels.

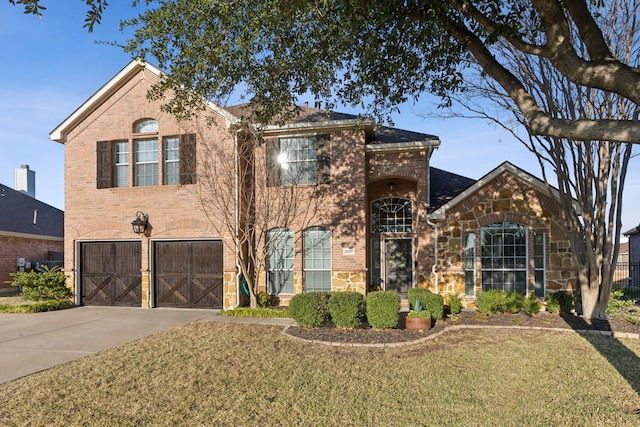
[{"left": 405, "top": 316, "right": 432, "bottom": 331}]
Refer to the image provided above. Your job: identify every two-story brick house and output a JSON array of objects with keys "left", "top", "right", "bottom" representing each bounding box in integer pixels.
[{"left": 50, "top": 60, "right": 577, "bottom": 309}]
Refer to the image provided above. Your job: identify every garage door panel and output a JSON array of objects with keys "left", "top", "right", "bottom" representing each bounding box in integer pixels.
[
  {"left": 81, "top": 242, "right": 141, "bottom": 307},
  {"left": 154, "top": 241, "right": 223, "bottom": 309}
]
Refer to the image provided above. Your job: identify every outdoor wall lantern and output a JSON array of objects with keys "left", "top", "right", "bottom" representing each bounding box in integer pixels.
[{"left": 131, "top": 211, "right": 149, "bottom": 235}]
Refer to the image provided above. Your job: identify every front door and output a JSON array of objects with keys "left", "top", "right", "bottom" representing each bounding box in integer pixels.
[{"left": 384, "top": 238, "right": 413, "bottom": 298}]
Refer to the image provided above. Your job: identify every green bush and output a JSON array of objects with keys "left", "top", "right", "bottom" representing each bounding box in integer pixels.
[
  {"left": 9, "top": 266, "right": 71, "bottom": 301},
  {"left": 256, "top": 291, "right": 272, "bottom": 308},
  {"left": 477, "top": 290, "right": 505, "bottom": 313},
  {"left": 446, "top": 293, "right": 463, "bottom": 315},
  {"left": 523, "top": 294, "right": 542, "bottom": 315},
  {"left": 408, "top": 288, "right": 444, "bottom": 320},
  {"left": 288, "top": 292, "right": 330, "bottom": 328},
  {"left": 546, "top": 291, "right": 574, "bottom": 314},
  {"left": 477, "top": 290, "right": 524, "bottom": 314},
  {"left": 504, "top": 291, "right": 524, "bottom": 313},
  {"left": 607, "top": 287, "right": 637, "bottom": 314},
  {"left": 366, "top": 291, "right": 400, "bottom": 329},
  {"left": 328, "top": 291, "right": 365, "bottom": 328}
]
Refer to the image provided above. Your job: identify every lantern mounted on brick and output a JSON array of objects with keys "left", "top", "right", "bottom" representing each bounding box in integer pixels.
[{"left": 131, "top": 211, "right": 149, "bottom": 235}]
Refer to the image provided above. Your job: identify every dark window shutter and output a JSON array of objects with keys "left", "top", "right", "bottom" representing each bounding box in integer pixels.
[
  {"left": 265, "top": 138, "right": 281, "bottom": 187},
  {"left": 96, "top": 141, "right": 113, "bottom": 189},
  {"left": 316, "top": 133, "right": 331, "bottom": 184},
  {"left": 179, "top": 133, "right": 196, "bottom": 185}
]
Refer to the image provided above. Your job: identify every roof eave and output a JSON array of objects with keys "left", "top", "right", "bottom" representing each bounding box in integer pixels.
[
  {"left": 365, "top": 139, "right": 441, "bottom": 154},
  {"left": 255, "top": 118, "right": 375, "bottom": 136}
]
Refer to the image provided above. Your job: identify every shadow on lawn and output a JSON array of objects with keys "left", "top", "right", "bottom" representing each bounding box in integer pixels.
[{"left": 561, "top": 314, "right": 640, "bottom": 400}]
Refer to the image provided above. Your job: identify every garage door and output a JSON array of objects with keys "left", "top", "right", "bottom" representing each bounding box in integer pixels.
[
  {"left": 154, "top": 240, "right": 223, "bottom": 308},
  {"left": 80, "top": 241, "right": 142, "bottom": 306}
]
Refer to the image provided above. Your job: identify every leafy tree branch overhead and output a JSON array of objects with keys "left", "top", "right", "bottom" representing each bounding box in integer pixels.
[
  {"left": 8, "top": 0, "right": 109, "bottom": 31},
  {"left": 113, "top": 0, "right": 640, "bottom": 143},
  {"left": 13, "top": 1, "right": 640, "bottom": 142}
]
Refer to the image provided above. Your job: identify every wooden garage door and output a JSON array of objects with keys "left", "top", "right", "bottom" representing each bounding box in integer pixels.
[
  {"left": 81, "top": 242, "right": 142, "bottom": 306},
  {"left": 154, "top": 241, "right": 223, "bottom": 308}
]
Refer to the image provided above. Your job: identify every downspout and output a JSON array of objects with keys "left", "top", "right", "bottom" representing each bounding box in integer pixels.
[
  {"left": 234, "top": 127, "right": 242, "bottom": 308},
  {"left": 426, "top": 215, "right": 439, "bottom": 295},
  {"left": 425, "top": 142, "right": 439, "bottom": 294}
]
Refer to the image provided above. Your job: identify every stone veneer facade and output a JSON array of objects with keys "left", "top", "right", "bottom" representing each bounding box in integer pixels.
[{"left": 430, "top": 171, "right": 576, "bottom": 308}]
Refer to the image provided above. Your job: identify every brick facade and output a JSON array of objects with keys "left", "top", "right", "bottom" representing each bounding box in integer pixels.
[
  {"left": 0, "top": 235, "right": 63, "bottom": 292},
  {"left": 52, "top": 60, "right": 575, "bottom": 310}
]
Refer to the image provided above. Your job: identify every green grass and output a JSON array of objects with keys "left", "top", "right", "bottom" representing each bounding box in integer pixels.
[
  {"left": 0, "top": 294, "right": 74, "bottom": 313},
  {"left": 0, "top": 324, "right": 639, "bottom": 426}
]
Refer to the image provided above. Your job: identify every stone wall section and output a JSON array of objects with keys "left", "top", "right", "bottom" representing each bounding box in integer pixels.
[{"left": 434, "top": 172, "right": 576, "bottom": 307}]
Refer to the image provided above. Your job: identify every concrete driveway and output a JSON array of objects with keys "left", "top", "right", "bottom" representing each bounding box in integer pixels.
[{"left": 0, "top": 306, "right": 293, "bottom": 384}]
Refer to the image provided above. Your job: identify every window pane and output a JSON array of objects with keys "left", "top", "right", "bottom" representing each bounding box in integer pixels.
[
  {"left": 267, "top": 228, "right": 294, "bottom": 294},
  {"left": 134, "top": 119, "right": 158, "bottom": 133},
  {"left": 303, "top": 227, "right": 331, "bottom": 292},
  {"left": 279, "top": 136, "right": 317, "bottom": 186},
  {"left": 480, "top": 222, "right": 527, "bottom": 293},
  {"left": 135, "top": 139, "right": 158, "bottom": 186},
  {"left": 371, "top": 198, "right": 413, "bottom": 233},
  {"left": 534, "top": 231, "right": 545, "bottom": 297},
  {"left": 164, "top": 137, "right": 179, "bottom": 185},
  {"left": 114, "top": 141, "right": 129, "bottom": 187},
  {"left": 464, "top": 233, "right": 475, "bottom": 297}
]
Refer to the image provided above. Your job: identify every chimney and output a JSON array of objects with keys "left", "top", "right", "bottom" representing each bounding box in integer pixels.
[{"left": 14, "top": 165, "right": 35, "bottom": 199}]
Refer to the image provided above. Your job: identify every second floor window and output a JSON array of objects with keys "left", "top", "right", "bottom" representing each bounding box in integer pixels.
[
  {"left": 266, "top": 134, "right": 330, "bottom": 187},
  {"left": 96, "top": 121, "right": 196, "bottom": 189},
  {"left": 135, "top": 139, "right": 158, "bottom": 186}
]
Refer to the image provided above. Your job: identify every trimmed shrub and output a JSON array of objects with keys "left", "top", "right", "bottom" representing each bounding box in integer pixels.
[
  {"left": 504, "top": 291, "right": 525, "bottom": 313},
  {"left": 288, "top": 292, "right": 330, "bottom": 328},
  {"left": 408, "top": 288, "right": 444, "bottom": 320},
  {"left": 546, "top": 291, "right": 574, "bottom": 314},
  {"left": 366, "top": 291, "right": 400, "bottom": 329},
  {"left": 328, "top": 291, "right": 366, "bottom": 328},
  {"left": 256, "top": 291, "right": 272, "bottom": 308},
  {"left": 477, "top": 290, "right": 506, "bottom": 313},
  {"left": 446, "top": 293, "right": 463, "bottom": 315},
  {"left": 9, "top": 266, "right": 71, "bottom": 301},
  {"left": 523, "top": 294, "right": 542, "bottom": 315},
  {"left": 477, "top": 290, "right": 524, "bottom": 314}
]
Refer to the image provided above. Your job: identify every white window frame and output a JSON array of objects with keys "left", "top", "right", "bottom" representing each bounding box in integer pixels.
[{"left": 303, "top": 227, "right": 332, "bottom": 292}]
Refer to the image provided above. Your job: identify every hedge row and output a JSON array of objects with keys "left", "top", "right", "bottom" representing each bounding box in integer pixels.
[{"left": 289, "top": 290, "right": 444, "bottom": 329}]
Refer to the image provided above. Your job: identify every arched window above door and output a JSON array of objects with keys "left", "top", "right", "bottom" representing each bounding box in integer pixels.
[{"left": 371, "top": 197, "right": 412, "bottom": 233}]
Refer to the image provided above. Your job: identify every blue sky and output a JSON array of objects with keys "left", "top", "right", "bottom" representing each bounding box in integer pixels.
[{"left": 1, "top": 2, "right": 638, "bottom": 233}]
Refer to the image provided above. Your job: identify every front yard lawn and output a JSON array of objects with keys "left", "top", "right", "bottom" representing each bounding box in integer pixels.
[{"left": 1, "top": 322, "right": 639, "bottom": 426}]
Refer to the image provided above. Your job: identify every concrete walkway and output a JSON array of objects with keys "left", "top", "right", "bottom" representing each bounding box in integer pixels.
[{"left": 0, "top": 306, "right": 294, "bottom": 384}]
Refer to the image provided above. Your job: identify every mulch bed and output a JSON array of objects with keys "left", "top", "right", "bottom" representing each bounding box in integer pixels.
[{"left": 284, "top": 311, "right": 640, "bottom": 345}]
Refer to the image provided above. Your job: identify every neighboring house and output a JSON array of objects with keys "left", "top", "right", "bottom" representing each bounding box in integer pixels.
[
  {"left": 0, "top": 183, "right": 64, "bottom": 292},
  {"left": 49, "top": 60, "right": 576, "bottom": 309},
  {"left": 623, "top": 224, "right": 640, "bottom": 287}
]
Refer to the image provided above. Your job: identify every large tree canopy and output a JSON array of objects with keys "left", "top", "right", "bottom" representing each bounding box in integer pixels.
[{"left": 121, "top": 0, "right": 640, "bottom": 143}]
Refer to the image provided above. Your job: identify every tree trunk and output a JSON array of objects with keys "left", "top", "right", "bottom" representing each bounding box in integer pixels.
[{"left": 579, "top": 267, "right": 609, "bottom": 321}]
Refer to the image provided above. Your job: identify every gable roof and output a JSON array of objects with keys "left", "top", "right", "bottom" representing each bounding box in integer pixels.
[
  {"left": 428, "top": 161, "right": 561, "bottom": 220},
  {"left": 0, "top": 183, "right": 63, "bottom": 240},
  {"left": 49, "top": 60, "right": 237, "bottom": 143}
]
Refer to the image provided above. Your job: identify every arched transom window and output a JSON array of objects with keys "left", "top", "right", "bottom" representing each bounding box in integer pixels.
[
  {"left": 134, "top": 119, "right": 159, "bottom": 133},
  {"left": 371, "top": 197, "right": 412, "bottom": 233}
]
